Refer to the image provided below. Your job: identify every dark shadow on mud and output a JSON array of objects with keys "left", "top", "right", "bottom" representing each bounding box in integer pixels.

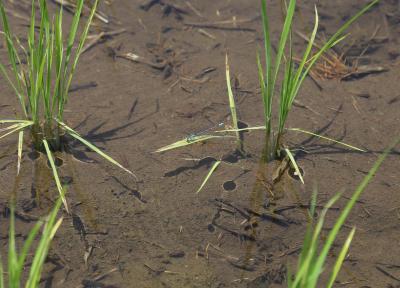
[
  {"left": 164, "top": 149, "right": 247, "bottom": 177},
  {"left": 290, "top": 104, "right": 400, "bottom": 158}
]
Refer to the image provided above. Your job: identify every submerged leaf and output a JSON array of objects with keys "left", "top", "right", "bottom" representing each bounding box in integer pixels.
[
  {"left": 43, "top": 139, "right": 69, "bottom": 213},
  {"left": 196, "top": 160, "right": 222, "bottom": 194},
  {"left": 284, "top": 148, "right": 304, "bottom": 184}
]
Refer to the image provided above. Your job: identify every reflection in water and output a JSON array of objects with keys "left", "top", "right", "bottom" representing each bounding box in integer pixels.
[
  {"left": 32, "top": 152, "right": 53, "bottom": 210},
  {"left": 65, "top": 152, "right": 98, "bottom": 230}
]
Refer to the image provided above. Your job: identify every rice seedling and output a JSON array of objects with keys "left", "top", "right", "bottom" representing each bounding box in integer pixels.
[
  {"left": 0, "top": 197, "right": 63, "bottom": 288},
  {"left": 156, "top": 0, "right": 376, "bottom": 158},
  {"left": 288, "top": 136, "right": 399, "bottom": 287},
  {"left": 154, "top": 0, "right": 378, "bottom": 193},
  {"left": 257, "top": 0, "right": 379, "bottom": 161},
  {"left": 0, "top": 0, "right": 135, "bottom": 212}
]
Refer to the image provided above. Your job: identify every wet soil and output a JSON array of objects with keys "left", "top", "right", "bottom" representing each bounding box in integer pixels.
[{"left": 1, "top": 0, "right": 400, "bottom": 287}]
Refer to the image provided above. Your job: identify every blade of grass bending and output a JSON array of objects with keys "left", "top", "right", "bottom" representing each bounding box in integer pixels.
[
  {"left": 0, "top": 0, "right": 27, "bottom": 117},
  {"left": 0, "top": 63, "right": 26, "bottom": 115},
  {"left": 0, "top": 123, "right": 23, "bottom": 132},
  {"left": 63, "top": 0, "right": 85, "bottom": 78},
  {"left": 256, "top": 51, "right": 269, "bottom": 129},
  {"left": 260, "top": 0, "right": 273, "bottom": 130},
  {"left": 13, "top": 220, "right": 42, "bottom": 286},
  {"left": 0, "top": 120, "right": 33, "bottom": 124},
  {"left": 225, "top": 54, "right": 240, "bottom": 144},
  {"left": 294, "top": 188, "right": 317, "bottom": 278},
  {"left": 292, "top": 6, "right": 318, "bottom": 89},
  {"left": 0, "top": 122, "right": 32, "bottom": 140},
  {"left": 196, "top": 160, "right": 221, "bottom": 194},
  {"left": 291, "top": 192, "right": 342, "bottom": 287},
  {"left": 284, "top": 148, "right": 304, "bottom": 184},
  {"left": 272, "top": 0, "right": 296, "bottom": 90},
  {"left": 43, "top": 139, "right": 69, "bottom": 213},
  {"left": 63, "top": 0, "right": 99, "bottom": 116},
  {"left": 308, "top": 136, "right": 400, "bottom": 287},
  {"left": 326, "top": 227, "right": 356, "bottom": 288},
  {"left": 58, "top": 121, "right": 137, "bottom": 179},
  {"left": 294, "top": 0, "right": 379, "bottom": 99},
  {"left": 26, "top": 197, "right": 63, "bottom": 288},
  {"left": 17, "top": 131, "right": 23, "bottom": 175},
  {"left": 288, "top": 128, "right": 365, "bottom": 152},
  {"left": 155, "top": 135, "right": 230, "bottom": 153}
]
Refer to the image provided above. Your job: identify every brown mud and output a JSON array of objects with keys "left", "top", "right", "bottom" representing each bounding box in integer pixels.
[{"left": 1, "top": 0, "right": 400, "bottom": 287}]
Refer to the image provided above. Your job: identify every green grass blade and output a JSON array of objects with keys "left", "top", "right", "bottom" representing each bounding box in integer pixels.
[
  {"left": 272, "top": 0, "right": 296, "bottom": 88},
  {"left": 326, "top": 227, "right": 356, "bottom": 288},
  {"left": 58, "top": 121, "right": 137, "bottom": 179},
  {"left": 260, "top": 0, "right": 273, "bottom": 122},
  {"left": 196, "top": 160, "right": 221, "bottom": 194},
  {"left": 0, "top": 0, "right": 27, "bottom": 117},
  {"left": 256, "top": 51, "right": 270, "bottom": 129},
  {"left": 14, "top": 220, "right": 42, "bottom": 286},
  {"left": 225, "top": 54, "right": 240, "bottom": 144},
  {"left": 284, "top": 148, "right": 304, "bottom": 184},
  {"left": 288, "top": 128, "right": 365, "bottom": 152},
  {"left": 292, "top": 6, "right": 319, "bottom": 98},
  {"left": 62, "top": 0, "right": 99, "bottom": 117},
  {"left": 63, "top": 0, "right": 84, "bottom": 76},
  {"left": 8, "top": 206, "right": 18, "bottom": 287},
  {"left": 43, "top": 139, "right": 69, "bottom": 213},
  {"left": 26, "top": 198, "right": 63, "bottom": 288},
  {"left": 0, "top": 63, "right": 26, "bottom": 114},
  {"left": 291, "top": 192, "right": 342, "bottom": 287},
  {"left": 308, "top": 136, "right": 400, "bottom": 286},
  {"left": 295, "top": 0, "right": 379, "bottom": 97}
]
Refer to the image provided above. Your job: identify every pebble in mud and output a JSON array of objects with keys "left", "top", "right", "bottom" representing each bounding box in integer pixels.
[{"left": 168, "top": 250, "right": 185, "bottom": 258}]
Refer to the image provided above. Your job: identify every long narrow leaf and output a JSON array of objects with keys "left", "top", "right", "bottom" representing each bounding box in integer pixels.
[
  {"left": 285, "top": 148, "right": 304, "bottom": 184},
  {"left": 26, "top": 197, "right": 63, "bottom": 288},
  {"left": 43, "top": 139, "right": 69, "bottom": 213},
  {"left": 17, "top": 131, "right": 23, "bottom": 175},
  {"left": 58, "top": 121, "right": 137, "bottom": 179},
  {"left": 288, "top": 128, "right": 365, "bottom": 152},
  {"left": 225, "top": 54, "right": 240, "bottom": 144},
  {"left": 308, "top": 136, "right": 400, "bottom": 286},
  {"left": 196, "top": 160, "right": 221, "bottom": 194},
  {"left": 326, "top": 227, "right": 356, "bottom": 288}
]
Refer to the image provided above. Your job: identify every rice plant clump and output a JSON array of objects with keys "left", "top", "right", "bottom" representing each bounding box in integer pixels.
[
  {"left": 0, "top": 0, "right": 134, "bottom": 212},
  {"left": 257, "top": 0, "right": 378, "bottom": 161}
]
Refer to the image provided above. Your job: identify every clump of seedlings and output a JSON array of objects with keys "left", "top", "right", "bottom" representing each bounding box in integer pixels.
[
  {"left": 156, "top": 0, "right": 378, "bottom": 190},
  {"left": 288, "top": 136, "right": 399, "bottom": 287},
  {"left": 256, "top": 0, "right": 378, "bottom": 162},
  {"left": 0, "top": 197, "right": 62, "bottom": 287},
  {"left": 0, "top": 0, "right": 134, "bottom": 212}
]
